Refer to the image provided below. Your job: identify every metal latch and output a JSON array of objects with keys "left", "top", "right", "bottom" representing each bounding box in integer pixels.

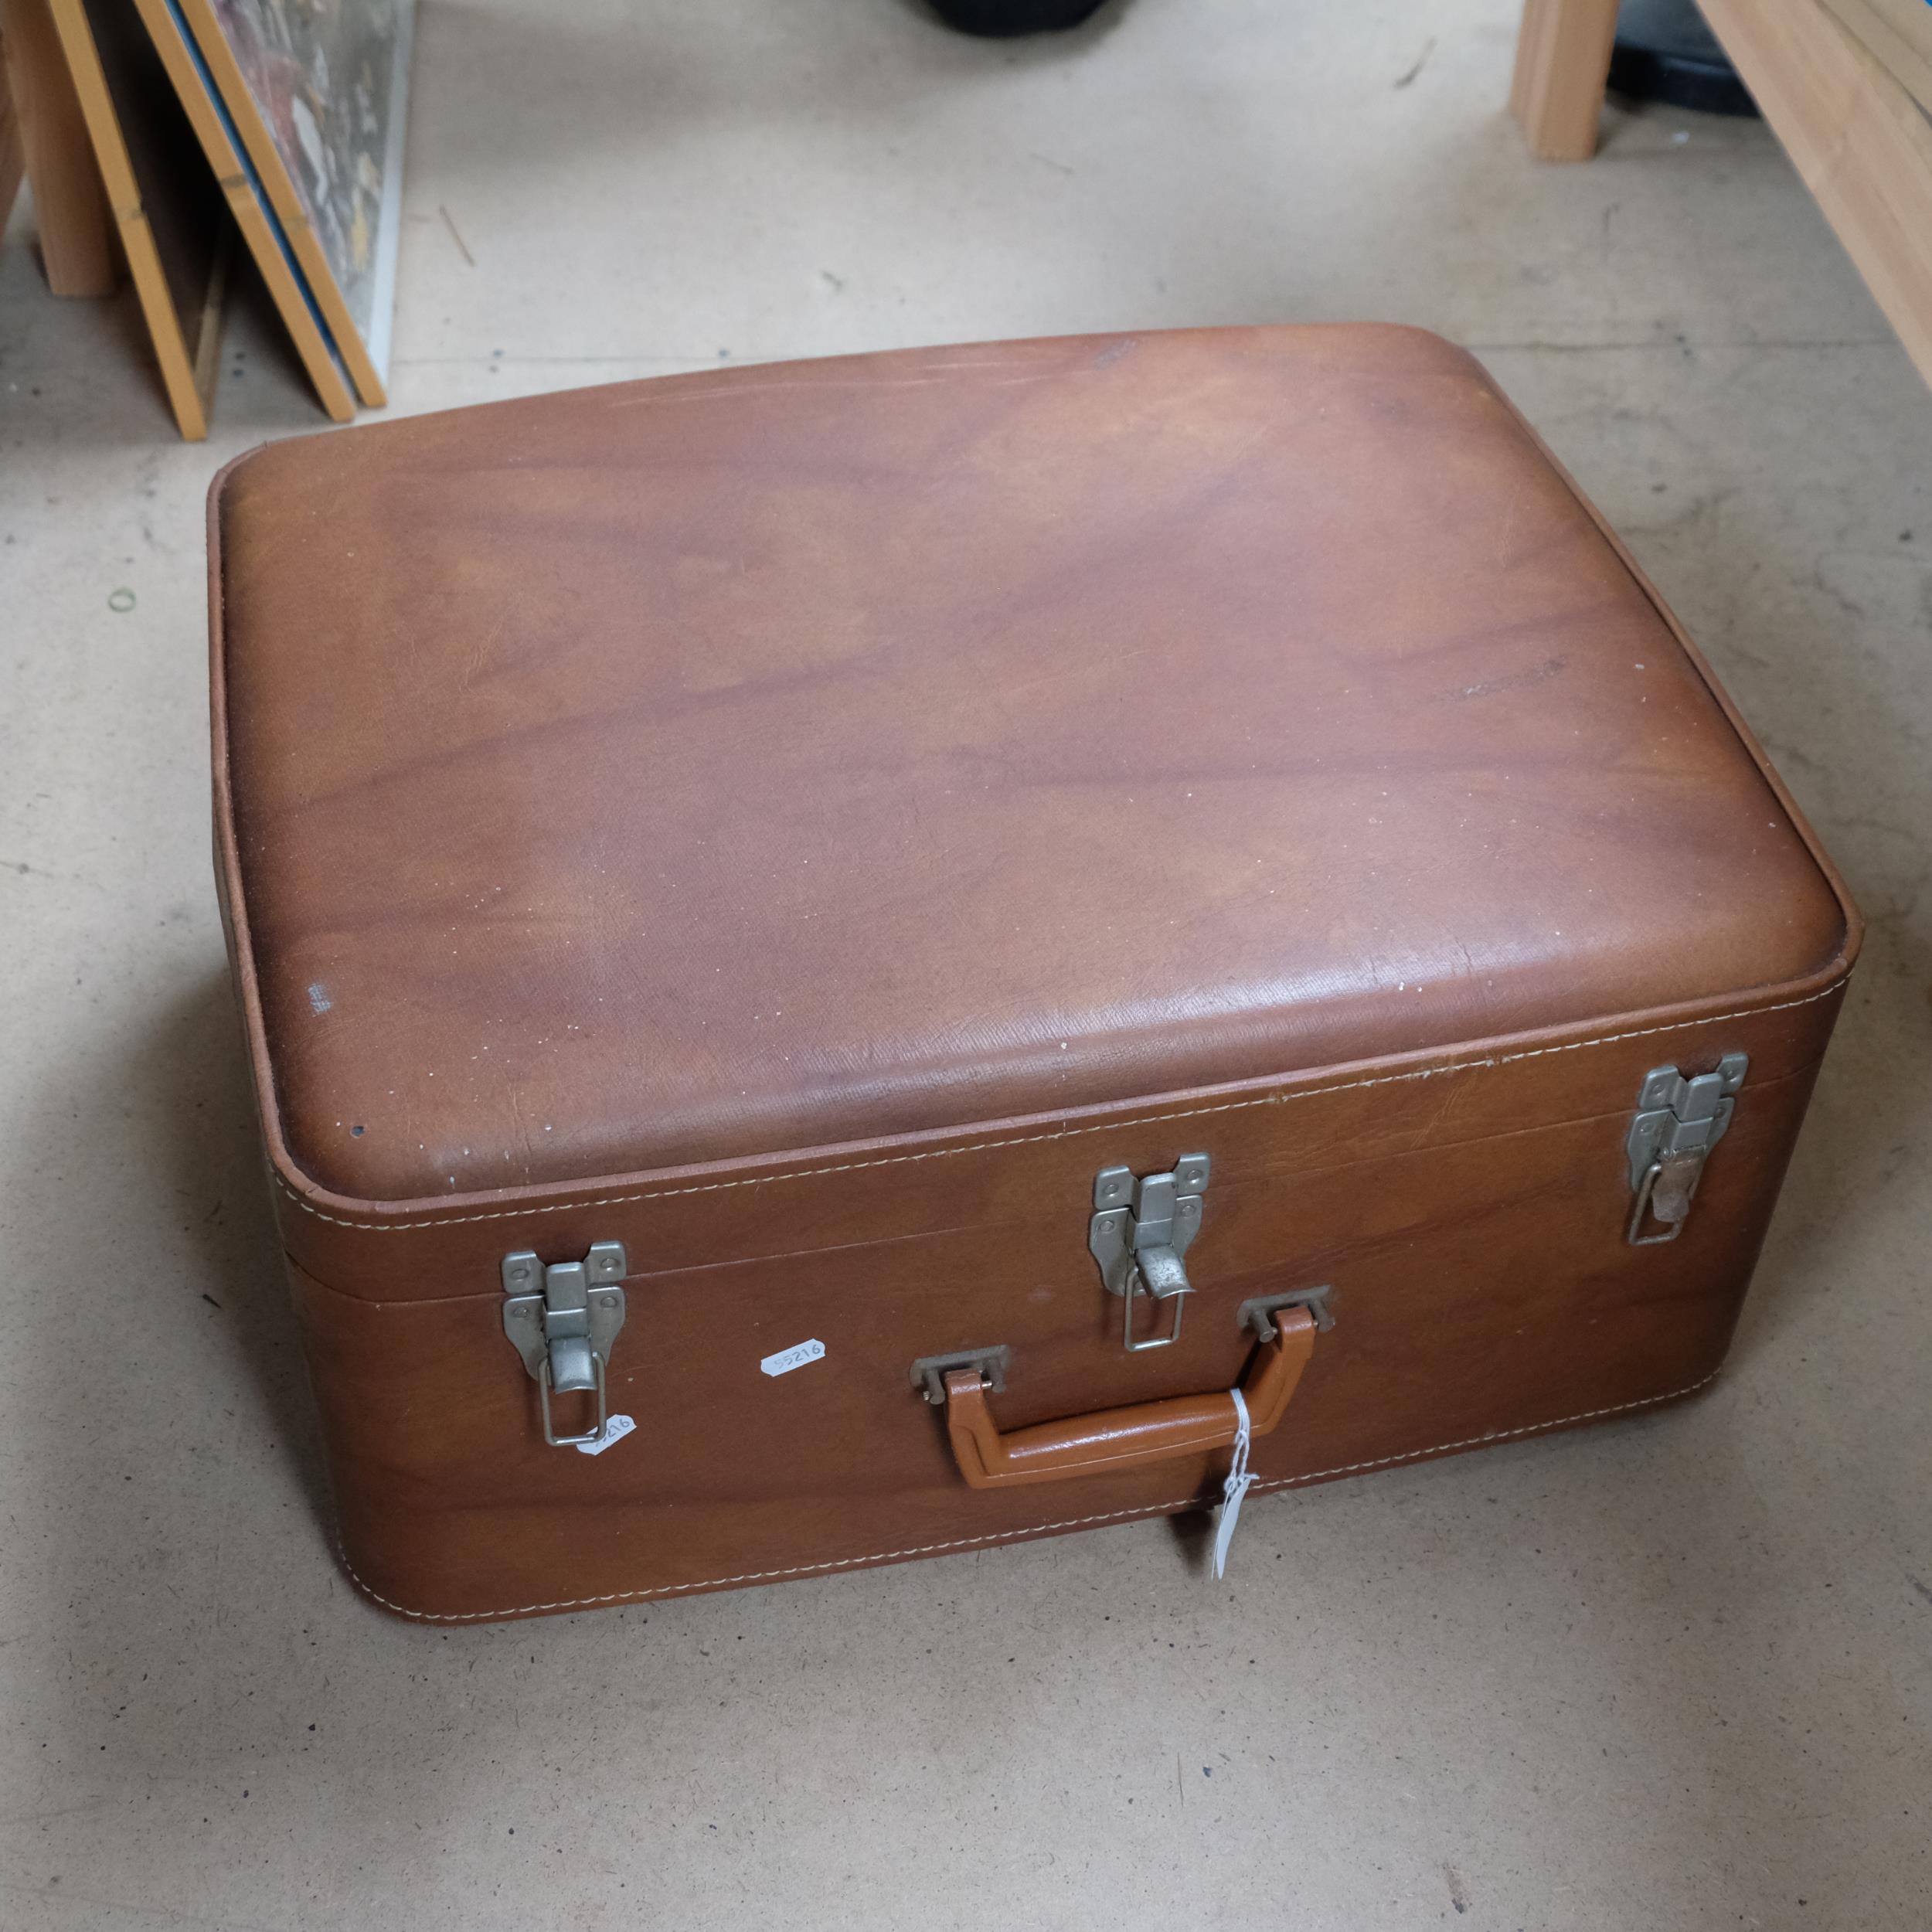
[
  {"left": 502, "top": 1241, "right": 628, "bottom": 1447},
  {"left": 1624, "top": 1054, "right": 1747, "bottom": 1244},
  {"left": 1088, "top": 1154, "right": 1210, "bottom": 1352}
]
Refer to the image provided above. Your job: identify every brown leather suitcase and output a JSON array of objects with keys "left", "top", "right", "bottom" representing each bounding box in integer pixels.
[{"left": 209, "top": 325, "right": 1859, "bottom": 1625}]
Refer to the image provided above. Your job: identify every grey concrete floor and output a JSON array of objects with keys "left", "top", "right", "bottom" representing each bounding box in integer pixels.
[{"left": 2, "top": 2, "right": 1929, "bottom": 1927}]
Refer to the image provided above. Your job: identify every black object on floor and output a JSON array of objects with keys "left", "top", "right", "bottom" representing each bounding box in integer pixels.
[
  {"left": 925, "top": 0, "right": 1111, "bottom": 35},
  {"left": 1610, "top": 0, "right": 1758, "bottom": 117}
]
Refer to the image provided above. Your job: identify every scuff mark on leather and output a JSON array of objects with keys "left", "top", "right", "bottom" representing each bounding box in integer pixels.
[{"left": 1440, "top": 655, "right": 1566, "bottom": 702}]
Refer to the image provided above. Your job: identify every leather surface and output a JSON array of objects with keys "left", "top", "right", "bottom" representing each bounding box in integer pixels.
[{"left": 212, "top": 324, "right": 1849, "bottom": 1206}]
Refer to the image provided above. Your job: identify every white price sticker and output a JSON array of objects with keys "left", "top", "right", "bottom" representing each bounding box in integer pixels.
[
  {"left": 760, "top": 1338, "right": 827, "bottom": 1378},
  {"left": 574, "top": 1413, "right": 636, "bottom": 1456}
]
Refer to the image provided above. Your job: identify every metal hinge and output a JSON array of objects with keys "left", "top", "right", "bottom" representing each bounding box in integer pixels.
[
  {"left": 1088, "top": 1154, "right": 1210, "bottom": 1352},
  {"left": 1238, "top": 1285, "right": 1335, "bottom": 1341},
  {"left": 1624, "top": 1054, "right": 1747, "bottom": 1245},
  {"left": 502, "top": 1241, "right": 628, "bottom": 1447},
  {"left": 908, "top": 1345, "right": 1012, "bottom": 1406}
]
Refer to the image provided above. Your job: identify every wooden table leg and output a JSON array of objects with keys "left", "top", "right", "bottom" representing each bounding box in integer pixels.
[
  {"left": 0, "top": 0, "right": 115, "bottom": 294},
  {"left": 1512, "top": 0, "right": 1620, "bottom": 162}
]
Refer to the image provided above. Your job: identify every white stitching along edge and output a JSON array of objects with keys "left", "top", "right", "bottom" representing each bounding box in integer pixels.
[
  {"left": 338, "top": 1367, "right": 1722, "bottom": 1624},
  {"left": 278, "top": 980, "right": 1847, "bottom": 1233}
]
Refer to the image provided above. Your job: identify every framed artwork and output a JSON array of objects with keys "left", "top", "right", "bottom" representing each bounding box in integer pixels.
[
  {"left": 134, "top": 0, "right": 356, "bottom": 422},
  {"left": 180, "top": 0, "right": 413, "bottom": 406},
  {"left": 47, "top": 0, "right": 232, "bottom": 438}
]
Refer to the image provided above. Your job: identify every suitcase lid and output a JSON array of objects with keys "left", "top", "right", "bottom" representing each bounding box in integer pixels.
[{"left": 211, "top": 325, "right": 1852, "bottom": 1207}]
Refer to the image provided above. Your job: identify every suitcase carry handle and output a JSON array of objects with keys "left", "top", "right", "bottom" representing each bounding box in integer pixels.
[{"left": 939, "top": 1305, "right": 1318, "bottom": 1491}]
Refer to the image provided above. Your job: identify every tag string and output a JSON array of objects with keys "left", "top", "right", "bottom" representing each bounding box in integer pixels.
[{"left": 1210, "top": 1386, "right": 1255, "bottom": 1581}]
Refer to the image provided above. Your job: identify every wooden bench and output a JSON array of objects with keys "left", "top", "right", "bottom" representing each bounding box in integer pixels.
[{"left": 1512, "top": 0, "right": 1932, "bottom": 389}]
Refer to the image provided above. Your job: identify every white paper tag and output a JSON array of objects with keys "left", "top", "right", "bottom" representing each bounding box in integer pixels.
[
  {"left": 574, "top": 1413, "right": 636, "bottom": 1456},
  {"left": 1209, "top": 1388, "right": 1254, "bottom": 1582},
  {"left": 760, "top": 1338, "right": 827, "bottom": 1378}
]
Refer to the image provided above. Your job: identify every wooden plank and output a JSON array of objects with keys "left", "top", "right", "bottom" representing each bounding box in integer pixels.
[
  {"left": 130, "top": 0, "right": 356, "bottom": 422},
  {"left": 1818, "top": 0, "right": 1932, "bottom": 115},
  {"left": 44, "top": 0, "right": 229, "bottom": 436},
  {"left": 1510, "top": 0, "right": 1620, "bottom": 162},
  {"left": 1701, "top": 0, "right": 1932, "bottom": 391},
  {"left": 0, "top": 0, "right": 114, "bottom": 293}
]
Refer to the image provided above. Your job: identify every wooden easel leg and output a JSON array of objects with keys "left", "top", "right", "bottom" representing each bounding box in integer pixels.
[
  {"left": 0, "top": 0, "right": 115, "bottom": 293},
  {"left": 1512, "top": 0, "right": 1620, "bottom": 162},
  {"left": 189, "top": 217, "right": 232, "bottom": 420},
  {"left": 0, "top": 24, "right": 24, "bottom": 230}
]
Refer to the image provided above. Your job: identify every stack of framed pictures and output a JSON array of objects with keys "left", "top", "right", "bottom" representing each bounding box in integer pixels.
[{"left": 36, "top": 0, "right": 411, "bottom": 437}]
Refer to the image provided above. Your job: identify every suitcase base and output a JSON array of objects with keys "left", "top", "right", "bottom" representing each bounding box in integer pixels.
[{"left": 286, "top": 985, "right": 1839, "bottom": 1624}]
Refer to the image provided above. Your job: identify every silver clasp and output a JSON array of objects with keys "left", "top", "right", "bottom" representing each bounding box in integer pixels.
[
  {"left": 502, "top": 1242, "right": 628, "bottom": 1447},
  {"left": 1089, "top": 1155, "right": 1210, "bottom": 1352},
  {"left": 1624, "top": 1055, "right": 1747, "bottom": 1244}
]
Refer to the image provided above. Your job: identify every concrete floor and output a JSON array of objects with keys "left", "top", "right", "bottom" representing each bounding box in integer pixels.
[{"left": 2, "top": 1, "right": 1929, "bottom": 1926}]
